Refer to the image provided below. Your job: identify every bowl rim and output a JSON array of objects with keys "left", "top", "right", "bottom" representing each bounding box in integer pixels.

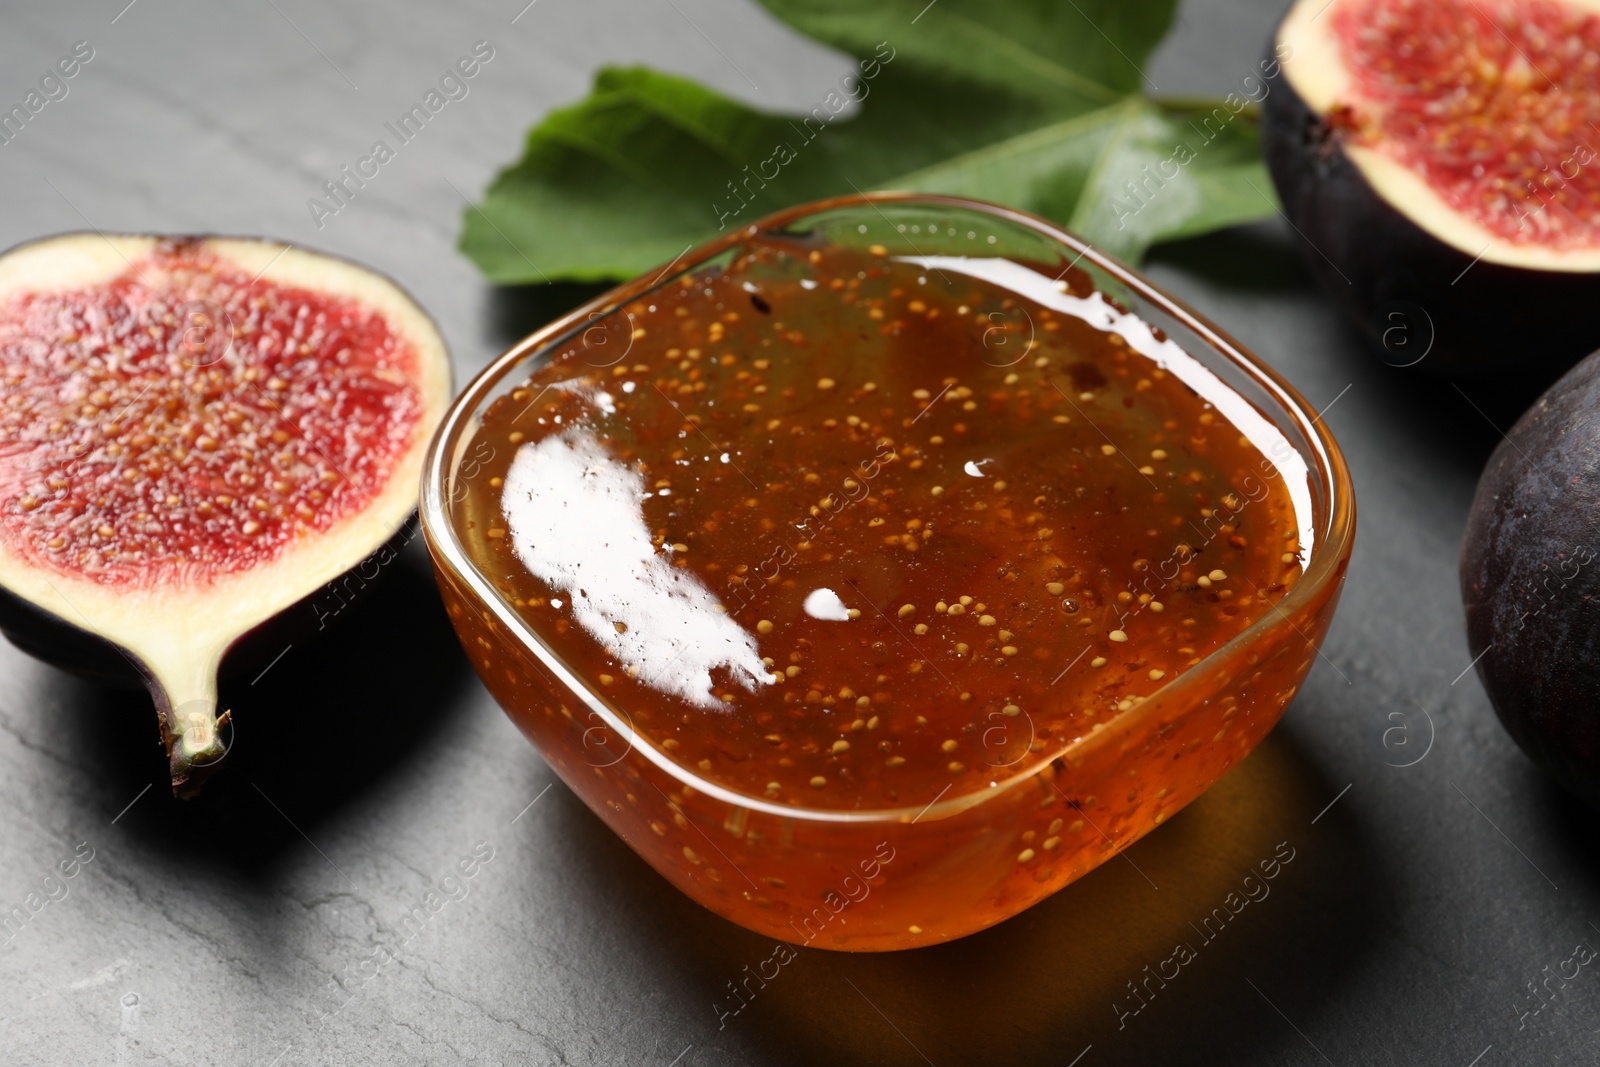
[{"left": 421, "top": 191, "right": 1357, "bottom": 825}]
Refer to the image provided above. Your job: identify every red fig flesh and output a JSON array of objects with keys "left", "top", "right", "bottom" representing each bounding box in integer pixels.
[
  {"left": 0, "top": 235, "right": 451, "bottom": 793},
  {"left": 1264, "top": 0, "right": 1600, "bottom": 375}
]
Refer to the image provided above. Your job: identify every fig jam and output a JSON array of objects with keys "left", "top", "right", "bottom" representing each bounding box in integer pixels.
[{"left": 440, "top": 231, "right": 1321, "bottom": 949}]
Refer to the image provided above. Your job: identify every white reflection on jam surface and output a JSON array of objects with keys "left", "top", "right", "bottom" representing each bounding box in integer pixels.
[{"left": 501, "top": 425, "right": 770, "bottom": 710}]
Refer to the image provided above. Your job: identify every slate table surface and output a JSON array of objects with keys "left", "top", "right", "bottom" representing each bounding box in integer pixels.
[{"left": 0, "top": 1, "right": 1595, "bottom": 1064}]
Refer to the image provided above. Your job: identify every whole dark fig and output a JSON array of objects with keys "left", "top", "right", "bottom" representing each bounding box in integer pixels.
[{"left": 1461, "top": 350, "right": 1600, "bottom": 807}]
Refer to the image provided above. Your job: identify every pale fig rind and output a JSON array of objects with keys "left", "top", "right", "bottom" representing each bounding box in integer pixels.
[{"left": 0, "top": 515, "right": 419, "bottom": 795}]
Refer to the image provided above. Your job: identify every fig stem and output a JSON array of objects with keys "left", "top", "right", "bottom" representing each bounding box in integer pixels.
[
  {"left": 163, "top": 698, "right": 230, "bottom": 798},
  {"left": 143, "top": 656, "right": 230, "bottom": 798}
]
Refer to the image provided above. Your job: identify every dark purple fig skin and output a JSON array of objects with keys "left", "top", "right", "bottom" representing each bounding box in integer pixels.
[
  {"left": 1461, "top": 349, "right": 1600, "bottom": 808},
  {"left": 1260, "top": 45, "right": 1600, "bottom": 381}
]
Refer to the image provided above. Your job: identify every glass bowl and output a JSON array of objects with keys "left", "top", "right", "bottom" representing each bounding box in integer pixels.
[{"left": 420, "top": 193, "right": 1355, "bottom": 952}]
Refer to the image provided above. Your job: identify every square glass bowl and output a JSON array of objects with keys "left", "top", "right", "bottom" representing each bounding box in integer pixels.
[{"left": 420, "top": 193, "right": 1355, "bottom": 951}]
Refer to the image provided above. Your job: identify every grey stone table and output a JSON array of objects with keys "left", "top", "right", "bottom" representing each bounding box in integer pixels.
[{"left": 1, "top": 0, "right": 1595, "bottom": 1064}]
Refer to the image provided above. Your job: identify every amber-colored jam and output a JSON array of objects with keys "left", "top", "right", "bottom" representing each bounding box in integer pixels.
[
  {"left": 456, "top": 235, "right": 1305, "bottom": 813},
  {"left": 438, "top": 232, "right": 1330, "bottom": 949}
]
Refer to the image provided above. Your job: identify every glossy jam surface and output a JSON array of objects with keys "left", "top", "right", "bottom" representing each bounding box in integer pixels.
[
  {"left": 1333, "top": 0, "right": 1600, "bottom": 247},
  {"left": 0, "top": 241, "right": 424, "bottom": 587},
  {"left": 453, "top": 237, "right": 1307, "bottom": 814}
]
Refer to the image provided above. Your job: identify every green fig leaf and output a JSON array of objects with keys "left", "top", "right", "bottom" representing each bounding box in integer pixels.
[{"left": 461, "top": 0, "right": 1277, "bottom": 283}]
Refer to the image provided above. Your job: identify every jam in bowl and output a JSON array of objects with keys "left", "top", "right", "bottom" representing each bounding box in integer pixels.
[{"left": 421, "top": 193, "right": 1355, "bottom": 951}]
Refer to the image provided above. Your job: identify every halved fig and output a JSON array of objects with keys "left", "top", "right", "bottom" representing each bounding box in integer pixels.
[
  {"left": 0, "top": 235, "right": 451, "bottom": 794},
  {"left": 1264, "top": 0, "right": 1600, "bottom": 377}
]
